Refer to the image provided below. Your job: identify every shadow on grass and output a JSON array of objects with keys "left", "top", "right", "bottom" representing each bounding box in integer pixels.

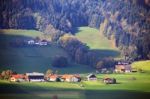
[
  {"left": 91, "top": 49, "right": 120, "bottom": 59},
  {"left": 71, "top": 27, "right": 81, "bottom": 35},
  {"left": 0, "top": 81, "right": 150, "bottom": 99},
  {"left": 84, "top": 90, "right": 150, "bottom": 99},
  {"left": 0, "top": 33, "right": 96, "bottom": 74}
]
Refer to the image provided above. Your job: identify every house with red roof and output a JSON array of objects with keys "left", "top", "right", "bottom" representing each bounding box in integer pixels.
[
  {"left": 61, "top": 74, "right": 81, "bottom": 82},
  {"left": 46, "top": 74, "right": 60, "bottom": 82},
  {"left": 10, "top": 74, "right": 25, "bottom": 82}
]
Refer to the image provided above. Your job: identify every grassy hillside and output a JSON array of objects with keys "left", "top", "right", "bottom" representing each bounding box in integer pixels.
[
  {"left": 0, "top": 29, "right": 94, "bottom": 73},
  {"left": 75, "top": 27, "right": 120, "bottom": 59},
  {"left": 75, "top": 27, "right": 117, "bottom": 50},
  {"left": 0, "top": 29, "right": 51, "bottom": 41},
  {"left": 132, "top": 60, "right": 150, "bottom": 71}
]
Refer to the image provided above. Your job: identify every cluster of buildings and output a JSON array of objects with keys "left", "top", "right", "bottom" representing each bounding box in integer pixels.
[
  {"left": 10, "top": 39, "right": 50, "bottom": 47},
  {"left": 10, "top": 72, "right": 44, "bottom": 82},
  {"left": 9, "top": 61, "right": 134, "bottom": 84},
  {"left": 10, "top": 72, "right": 97, "bottom": 83},
  {"left": 27, "top": 39, "right": 49, "bottom": 46}
]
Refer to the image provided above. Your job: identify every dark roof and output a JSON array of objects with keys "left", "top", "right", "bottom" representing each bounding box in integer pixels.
[{"left": 87, "top": 74, "right": 96, "bottom": 78}]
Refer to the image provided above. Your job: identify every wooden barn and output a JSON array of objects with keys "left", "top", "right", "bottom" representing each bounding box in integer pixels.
[{"left": 87, "top": 74, "right": 97, "bottom": 81}]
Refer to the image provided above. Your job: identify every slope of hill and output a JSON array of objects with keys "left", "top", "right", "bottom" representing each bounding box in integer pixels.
[
  {"left": 132, "top": 60, "right": 150, "bottom": 71},
  {"left": 0, "top": 29, "right": 94, "bottom": 73},
  {"left": 75, "top": 27, "right": 117, "bottom": 50},
  {"left": 0, "top": 0, "right": 149, "bottom": 60},
  {"left": 75, "top": 27, "right": 120, "bottom": 59}
]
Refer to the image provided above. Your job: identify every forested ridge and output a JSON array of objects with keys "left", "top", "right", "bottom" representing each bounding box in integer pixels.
[{"left": 0, "top": 0, "right": 150, "bottom": 68}]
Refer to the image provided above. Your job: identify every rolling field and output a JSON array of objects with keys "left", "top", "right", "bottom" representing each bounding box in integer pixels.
[
  {"left": 0, "top": 29, "right": 150, "bottom": 99},
  {"left": 75, "top": 27, "right": 120, "bottom": 58},
  {"left": 0, "top": 29, "right": 94, "bottom": 73},
  {"left": 75, "top": 27, "right": 117, "bottom": 50},
  {"left": 132, "top": 60, "right": 150, "bottom": 71}
]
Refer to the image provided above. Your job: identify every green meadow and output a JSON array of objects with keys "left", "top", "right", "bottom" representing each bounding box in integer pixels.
[
  {"left": 132, "top": 60, "right": 150, "bottom": 71},
  {"left": 0, "top": 29, "right": 94, "bottom": 74},
  {"left": 75, "top": 27, "right": 120, "bottom": 58},
  {"left": 0, "top": 69, "right": 150, "bottom": 99},
  {"left": 0, "top": 29, "right": 150, "bottom": 99},
  {"left": 75, "top": 27, "right": 117, "bottom": 50}
]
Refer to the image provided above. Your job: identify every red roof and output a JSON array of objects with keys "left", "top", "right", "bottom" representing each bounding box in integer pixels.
[
  {"left": 48, "top": 74, "right": 58, "bottom": 79},
  {"left": 61, "top": 74, "right": 80, "bottom": 79},
  {"left": 104, "top": 78, "right": 112, "bottom": 80},
  {"left": 11, "top": 74, "right": 25, "bottom": 79}
]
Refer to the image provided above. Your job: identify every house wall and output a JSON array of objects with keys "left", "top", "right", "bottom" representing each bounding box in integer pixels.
[
  {"left": 88, "top": 77, "right": 97, "bottom": 81},
  {"left": 10, "top": 77, "right": 16, "bottom": 82}
]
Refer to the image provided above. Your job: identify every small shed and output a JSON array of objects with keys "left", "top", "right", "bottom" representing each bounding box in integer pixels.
[
  {"left": 87, "top": 74, "right": 97, "bottom": 81},
  {"left": 103, "top": 78, "right": 116, "bottom": 84}
]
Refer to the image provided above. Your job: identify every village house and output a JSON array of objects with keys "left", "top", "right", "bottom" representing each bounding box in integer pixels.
[
  {"left": 103, "top": 78, "right": 116, "bottom": 84},
  {"left": 87, "top": 74, "right": 97, "bottom": 81},
  {"left": 10, "top": 74, "right": 25, "bottom": 82},
  {"left": 115, "top": 62, "right": 131, "bottom": 73},
  {"left": 26, "top": 72, "right": 45, "bottom": 82},
  {"left": 61, "top": 74, "right": 81, "bottom": 82},
  {"left": 46, "top": 74, "right": 61, "bottom": 82}
]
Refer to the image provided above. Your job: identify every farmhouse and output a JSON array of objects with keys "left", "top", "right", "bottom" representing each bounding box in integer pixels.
[
  {"left": 61, "top": 74, "right": 81, "bottom": 82},
  {"left": 87, "top": 74, "right": 97, "bottom": 81},
  {"left": 10, "top": 74, "right": 25, "bottom": 82},
  {"left": 46, "top": 74, "right": 60, "bottom": 82},
  {"left": 26, "top": 72, "right": 45, "bottom": 82},
  {"left": 115, "top": 62, "right": 131, "bottom": 73}
]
